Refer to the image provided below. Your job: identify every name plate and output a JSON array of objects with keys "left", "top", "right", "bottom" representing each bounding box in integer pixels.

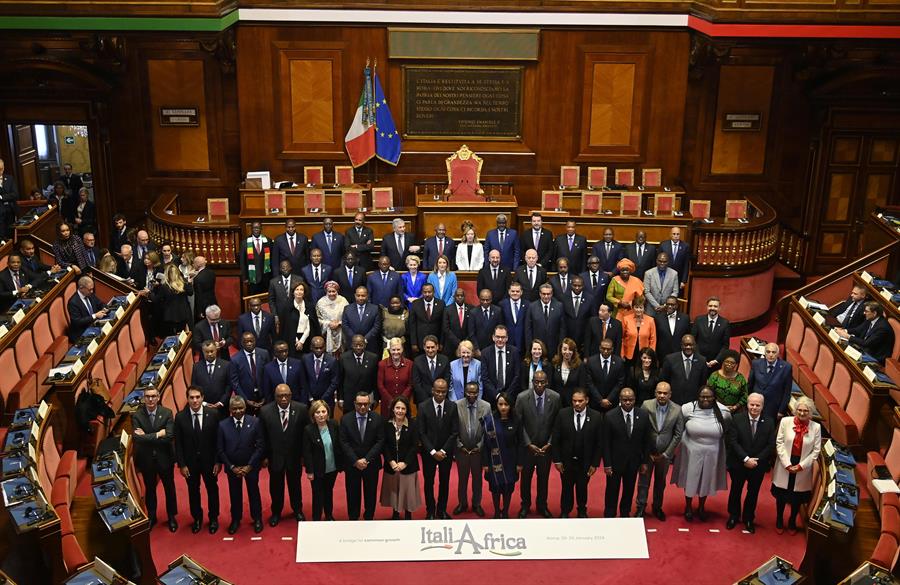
[
  {"left": 845, "top": 345, "right": 862, "bottom": 361},
  {"left": 159, "top": 106, "right": 199, "bottom": 127},
  {"left": 881, "top": 289, "right": 893, "bottom": 301},
  {"left": 813, "top": 312, "right": 825, "bottom": 326},
  {"left": 828, "top": 329, "right": 841, "bottom": 343},
  {"left": 863, "top": 366, "right": 877, "bottom": 383},
  {"left": 798, "top": 296, "right": 809, "bottom": 309}
]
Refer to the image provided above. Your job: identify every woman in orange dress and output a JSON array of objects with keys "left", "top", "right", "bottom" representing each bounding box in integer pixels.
[
  {"left": 621, "top": 299, "right": 656, "bottom": 365},
  {"left": 605, "top": 258, "right": 644, "bottom": 320}
]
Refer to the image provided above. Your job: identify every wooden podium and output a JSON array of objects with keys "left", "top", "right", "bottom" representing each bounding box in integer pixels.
[{"left": 417, "top": 193, "right": 518, "bottom": 240}]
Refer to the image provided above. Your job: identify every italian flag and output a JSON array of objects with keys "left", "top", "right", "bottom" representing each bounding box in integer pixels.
[{"left": 344, "top": 68, "right": 375, "bottom": 168}]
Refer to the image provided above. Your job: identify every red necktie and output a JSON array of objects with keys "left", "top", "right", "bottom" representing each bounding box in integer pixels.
[
  {"left": 426, "top": 303, "right": 432, "bottom": 320},
  {"left": 458, "top": 305, "right": 464, "bottom": 326},
  {"left": 438, "top": 239, "right": 444, "bottom": 256}
]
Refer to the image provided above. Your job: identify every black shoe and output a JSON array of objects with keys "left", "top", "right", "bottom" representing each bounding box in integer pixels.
[
  {"left": 473, "top": 506, "right": 485, "bottom": 518},
  {"left": 209, "top": 520, "right": 219, "bottom": 534},
  {"left": 634, "top": 507, "right": 646, "bottom": 518},
  {"left": 684, "top": 509, "right": 693, "bottom": 522},
  {"left": 325, "top": 515, "right": 335, "bottom": 521},
  {"left": 577, "top": 510, "right": 589, "bottom": 519},
  {"left": 493, "top": 510, "right": 501, "bottom": 519},
  {"left": 253, "top": 520, "right": 263, "bottom": 533},
  {"left": 269, "top": 515, "right": 280, "bottom": 527},
  {"left": 726, "top": 516, "right": 737, "bottom": 530},
  {"left": 559, "top": 512, "right": 570, "bottom": 518},
  {"left": 192, "top": 519, "right": 202, "bottom": 534},
  {"left": 391, "top": 511, "right": 401, "bottom": 520},
  {"left": 745, "top": 521, "right": 756, "bottom": 534},
  {"left": 404, "top": 512, "right": 412, "bottom": 520},
  {"left": 149, "top": 517, "right": 158, "bottom": 530},
  {"left": 227, "top": 521, "right": 240, "bottom": 534},
  {"left": 539, "top": 508, "right": 553, "bottom": 519},
  {"left": 518, "top": 508, "right": 529, "bottom": 519},
  {"left": 452, "top": 504, "right": 467, "bottom": 515},
  {"left": 697, "top": 508, "right": 707, "bottom": 522},
  {"left": 438, "top": 511, "right": 452, "bottom": 520},
  {"left": 295, "top": 512, "right": 306, "bottom": 522},
  {"left": 654, "top": 509, "right": 666, "bottom": 522},
  {"left": 425, "top": 512, "right": 435, "bottom": 520},
  {"left": 501, "top": 510, "right": 510, "bottom": 519},
  {"left": 168, "top": 518, "right": 178, "bottom": 533}
]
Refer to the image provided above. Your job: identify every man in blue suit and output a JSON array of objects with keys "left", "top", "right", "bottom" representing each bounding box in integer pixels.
[
  {"left": 228, "top": 332, "right": 271, "bottom": 414},
  {"left": 217, "top": 396, "right": 265, "bottom": 534},
  {"left": 581, "top": 255, "right": 609, "bottom": 302},
  {"left": 300, "top": 248, "right": 333, "bottom": 304},
  {"left": 525, "top": 284, "right": 567, "bottom": 359},
  {"left": 423, "top": 223, "right": 457, "bottom": 271},
  {"left": 592, "top": 227, "right": 625, "bottom": 277},
  {"left": 367, "top": 255, "right": 402, "bottom": 308},
  {"left": 470, "top": 289, "right": 503, "bottom": 351},
  {"left": 261, "top": 341, "right": 304, "bottom": 402},
  {"left": 271, "top": 219, "right": 308, "bottom": 273},
  {"left": 747, "top": 342, "right": 793, "bottom": 420},
  {"left": 67, "top": 275, "right": 108, "bottom": 342},
  {"left": 334, "top": 251, "right": 367, "bottom": 304},
  {"left": 480, "top": 324, "right": 521, "bottom": 405},
  {"left": 311, "top": 217, "right": 345, "bottom": 271},
  {"left": 501, "top": 282, "right": 529, "bottom": 352},
  {"left": 483, "top": 213, "right": 520, "bottom": 270},
  {"left": 341, "top": 286, "right": 383, "bottom": 356},
  {"left": 657, "top": 226, "right": 690, "bottom": 291},
  {"left": 300, "top": 336, "right": 339, "bottom": 407},
  {"left": 235, "top": 297, "right": 276, "bottom": 352}
]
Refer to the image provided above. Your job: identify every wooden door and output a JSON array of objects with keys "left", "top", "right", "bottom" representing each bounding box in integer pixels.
[{"left": 12, "top": 124, "right": 39, "bottom": 197}]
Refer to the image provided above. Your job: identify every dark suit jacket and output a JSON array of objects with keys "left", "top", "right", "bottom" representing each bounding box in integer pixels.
[
  {"left": 501, "top": 298, "right": 529, "bottom": 351},
  {"left": 548, "top": 273, "right": 572, "bottom": 301},
  {"left": 417, "top": 399, "right": 459, "bottom": 456},
  {"left": 339, "top": 350, "right": 380, "bottom": 405},
  {"left": 303, "top": 420, "right": 344, "bottom": 475},
  {"left": 334, "top": 266, "right": 367, "bottom": 304},
  {"left": 412, "top": 354, "right": 451, "bottom": 404},
  {"left": 341, "top": 302, "right": 382, "bottom": 353},
  {"left": 480, "top": 345, "right": 522, "bottom": 404},
  {"left": 383, "top": 418, "right": 420, "bottom": 474},
  {"left": 311, "top": 230, "right": 345, "bottom": 271},
  {"left": 512, "top": 265, "right": 548, "bottom": 303},
  {"left": 592, "top": 240, "right": 625, "bottom": 274},
  {"left": 261, "top": 357, "right": 304, "bottom": 403},
  {"left": 443, "top": 302, "right": 474, "bottom": 357},
  {"left": 423, "top": 236, "right": 457, "bottom": 271},
  {"left": 367, "top": 270, "right": 402, "bottom": 308},
  {"left": 238, "top": 236, "right": 273, "bottom": 285},
  {"left": 259, "top": 400, "right": 309, "bottom": 471},
  {"left": 829, "top": 298, "right": 867, "bottom": 329},
  {"left": 848, "top": 317, "right": 895, "bottom": 364},
  {"left": 192, "top": 268, "right": 218, "bottom": 321},
  {"left": 132, "top": 406, "right": 176, "bottom": 470},
  {"left": 551, "top": 407, "right": 602, "bottom": 467},
  {"left": 561, "top": 292, "right": 595, "bottom": 350},
  {"left": 552, "top": 234, "right": 589, "bottom": 274},
  {"left": 580, "top": 269, "right": 609, "bottom": 302},
  {"left": 217, "top": 415, "right": 265, "bottom": 469},
  {"left": 584, "top": 316, "right": 623, "bottom": 358},
  {"left": 476, "top": 265, "right": 511, "bottom": 303},
  {"left": 483, "top": 228, "right": 521, "bottom": 270},
  {"left": 236, "top": 310, "right": 276, "bottom": 352},
  {"left": 0, "top": 268, "right": 33, "bottom": 310},
  {"left": 519, "top": 228, "right": 554, "bottom": 267},
  {"left": 191, "top": 319, "right": 233, "bottom": 360},
  {"left": 726, "top": 411, "right": 776, "bottom": 471},
  {"left": 20, "top": 254, "right": 52, "bottom": 285},
  {"left": 602, "top": 406, "right": 651, "bottom": 471},
  {"left": 623, "top": 242, "right": 657, "bottom": 279},
  {"left": 747, "top": 358, "right": 793, "bottom": 419},
  {"left": 654, "top": 311, "right": 692, "bottom": 358},
  {"left": 229, "top": 348, "right": 271, "bottom": 402},
  {"left": 67, "top": 291, "right": 105, "bottom": 341},
  {"left": 585, "top": 354, "right": 626, "bottom": 408},
  {"left": 300, "top": 263, "right": 333, "bottom": 304},
  {"left": 408, "top": 298, "right": 445, "bottom": 350},
  {"left": 339, "top": 409, "right": 385, "bottom": 468},
  {"left": 110, "top": 227, "right": 130, "bottom": 257},
  {"left": 268, "top": 273, "right": 305, "bottom": 323},
  {"left": 174, "top": 406, "right": 221, "bottom": 471},
  {"left": 660, "top": 351, "right": 708, "bottom": 406},
  {"left": 300, "top": 353, "right": 339, "bottom": 405},
  {"left": 345, "top": 225, "right": 376, "bottom": 271},
  {"left": 81, "top": 245, "right": 99, "bottom": 268},
  {"left": 658, "top": 240, "right": 690, "bottom": 285},
  {"left": 471, "top": 303, "right": 503, "bottom": 351},
  {"left": 115, "top": 256, "right": 143, "bottom": 283},
  {"left": 525, "top": 299, "right": 566, "bottom": 357},
  {"left": 549, "top": 362, "right": 587, "bottom": 406},
  {"left": 514, "top": 388, "right": 561, "bottom": 447},
  {"left": 691, "top": 316, "right": 732, "bottom": 364},
  {"left": 190, "top": 358, "right": 232, "bottom": 408},
  {"left": 382, "top": 233, "right": 414, "bottom": 271},
  {"left": 272, "top": 232, "right": 309, "bottom": 273}
]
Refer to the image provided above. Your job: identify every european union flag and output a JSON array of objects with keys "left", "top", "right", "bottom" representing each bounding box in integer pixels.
[{"left": 373, "top": 73, "right": 402, "bottom": 166}]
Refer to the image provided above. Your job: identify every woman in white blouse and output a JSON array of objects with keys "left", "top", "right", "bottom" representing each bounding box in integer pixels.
[
  {"left": 281, "top": 281, "right": 318, "bottom": 357},
  {"left": 455, "top": 226, "right": 484, "bottom": 271}
]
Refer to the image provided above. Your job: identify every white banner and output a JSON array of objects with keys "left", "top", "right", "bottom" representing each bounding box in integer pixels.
[{"left": 296, "top": 518, "right": 648, "bottom": 562}]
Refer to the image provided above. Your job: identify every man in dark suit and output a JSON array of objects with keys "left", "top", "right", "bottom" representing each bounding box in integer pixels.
[
  {"left": 345, "top": 212, "right": 376, "bottom": 271},
  {"left": 548, "top": 257, "right": 572, "bottom": 301},
  {"left": 341, "top": 286, "right": 383, "bottom": 356},
  {"left": 725, "top": 392, "right": 776, "bottom": 533},
  {"left": 261, "top": 340, "right": 304, "bottom": 402},
  {"left": 585, "top": 338, "right": 625, "bottom": 411},
  {"left": 382, "top": 218, "right": 420, "bottom": 270},
  {"left": 501, "top": 282, "right": 528, "bottom": 352},
  {"left": 561, "top": 277, "right": 594, "bottom": 350},
  {"left": 191, "top": 304, "right": 232, "bottom": 360},
  {"left": 519, "top": 212, "right": 553, "bottom": 267},
  {"left": 367, "top": 256, "right": 402, "bottom": 308},
  {"left": 443, "top": 288, "right": 474, "bottom": 358},
  {"left": 132, "top": 387, "right": 178, "bottom": 531},
  {"left": 603, "top": 388, "right": 651, "bottom": 518},
  {"left": 636, "top": 381, "right": 683, "bottom": 520},
  {"left": 133, "top": 230, "right": 157, "bottom": 264},
  {"left": 584, "top": 302, "right": 624, "bottom": 358},
  {"left": 747, "top": 342, "right": 793, "bottom": 420},
  {"left": 311, "top": 217, "right": 345, "bottom": 271},
  {"left": 217, "top": 396, "right": 266, "bottom": 534},
  {"left": 691, "top": 296, "right": 732, "bottom": 369},
  {"left": 236, "top": 297, "right": 276, "bottom": 352},
  {"left": 67, "top": 275, "right": 108, "bottom": 342},
  {"left": 59, "top": 163, "right": 82, "bottom": 197},
  {"left": 338, "top": 334, "right": 380, "bottom": 409},
  {"left": 418, "top": 379, "right": 459, "bottom": 519},
  {"left": 260, "top": 384, "right": 309, "bottom": 526},
  {"left": 238, "top": 221, "right": 273, "bottom": 295},
  {"left": 18, "top": 238, "right": 58, "bottom": 286},
  {"left": 110, "top": 214, "right": 130, "bottom": 259},
  {"left": 0, "top": 253, "right": 34, "bottom": 312},
  {"left": 115, "top": 244, "right": 143, "bottom": 286},
  {"left": 551, "top": 219, "right": 589, "bottom": 274},
  {"left": 592, "top": 227, "right": 625, "bottom": 277},
  {"left": 81, "top": 232, "right": 99, "bottom": 268},
  {"left": 334, "top": 252, "right": 367, "bottom": 304},
  {"left": 300, "top": 248, "right": 332, "bottom": 304},
  {"left": 190, "top": 340, "right": 232, "bottom": 416},
  {"left": 654, "top": 295, "right": 692, "bottom": 358},
  {"left": 300, "top": 336, "right": 339, "bottom": 407},
  {"left": 483, "top": 213, "right": 521, "bottom": 271},
  {"left": 269, "top": 260, "right": 305, "bottom": 336},
  {"left": 271, "top": 218, "right": 309, "bottom": 274},
  {"left": 829, "top": 284, "right": 868, "bottom": 329},
  {"left": 408, "top": 283, "right": 445, "bottom": 354},
  {"left": 412, "top": 335, "right": 451, "bottom": 404},
  {"left": 512, "top": 249, "right": 546, "bottom": 303},
  {"left": 525, "top": 284, "right": 566, "bottom": 358},
  {"left": 515, "top": 370, "right": 560, "bottom": 517},
  {"left": 660, "top": 334, "right": 708, "bottom": 406},
  {"left": 228, "top": 332, "right": 270, "bottom": 413},
  {"left": 481, "top": 324, "right": 521, "bottom": 405},
  {"left": 470, "top": 289, "right": 503, "bottom": 351},
  {"left": 623, "top": 230, "right": 657, "bottom": 280},
  {"left": 0, "top": 159, "right": 18, "bottom": 237},
  {"left": 581, "top": 255, "right": 609, "bottom": 302},
  {"left": 339, "top": 391, "right": 385, "bottom": 520},
  {"left": 552, "top": 389, "right": 602, "bottom": 517},
  {"left": 837, "top": 302, "right": 896, "bottom": 365},
  {"left": 174, "top": 385, "right": 221, "bottom": 534},
  {"left": 423, "top": 223, "right": 457, "bottom": 271},
  {"left": 657, "top": 226, "right": 690, "bottom": 291},
  {"left": 190, "top": 256, "right": 217, "bottom": 323},
  {"left": 477, "top": 250, "right": 510, "bottom": 304}
]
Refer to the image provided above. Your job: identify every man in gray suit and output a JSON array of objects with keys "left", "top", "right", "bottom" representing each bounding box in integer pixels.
[
  {"left": 454, "top": 382, "right": 492, "bottom": 517},
  {"left": 514, "top": 370, "right": 561, "bottom": 518},
  {"left": 268, "top": 260, "right": 305, "bottom": 335},
  {"left": 642, "top": 252, "right": 680, "bottom": 316},
  {"left": 636, "top": 381, "right": 683, "bottom": 521}
]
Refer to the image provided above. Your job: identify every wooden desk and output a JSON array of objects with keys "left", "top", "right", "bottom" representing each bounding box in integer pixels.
[
  {"left": 146, "top": 193, "right": 240, "bottom": 267},
  {"left": 14, "top": 205, "right": 59, "bottom": 246},
  {"left": 239, "top": 185, "right": 371, "bottom": 218},
  {"left": 418, "top": 193, "right": 518, "bottom": 239}
]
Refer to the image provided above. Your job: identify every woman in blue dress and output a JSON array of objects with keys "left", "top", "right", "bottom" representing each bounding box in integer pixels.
[
  {"left": 426, "top": 255, "right": 457, "bottom": 306},
  {"left": 400, "top": 255, "right": 427, "bottom": 307},
  {"left": 481, "top": 392, "right": 520, "bottom": 518}
]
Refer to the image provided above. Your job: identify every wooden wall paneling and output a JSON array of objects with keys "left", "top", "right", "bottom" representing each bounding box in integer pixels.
[
  {"left": 710, "top": 64, "right": 775, "bottom": 175},
  {"left": 147, "top": 58, "right": 210, "bottom": 172}
]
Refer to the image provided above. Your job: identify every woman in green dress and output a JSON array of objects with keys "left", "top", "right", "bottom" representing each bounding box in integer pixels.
[{"left": 706, "top": 349, "right": 747, "bottom": 413}]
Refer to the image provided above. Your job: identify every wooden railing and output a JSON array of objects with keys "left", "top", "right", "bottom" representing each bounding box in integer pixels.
[
  {"left": 777, "top": 223, "right": 808, "bottom": 273},
  {"left": 692, "top": 193, "right": 779, "bottom": 272},
  {"left": 145, "top": 193, "right": 240, "bottom": 266}
]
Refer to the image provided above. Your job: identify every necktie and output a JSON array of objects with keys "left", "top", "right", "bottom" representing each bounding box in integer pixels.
[
  {"left": 348, "top": 268, "right": 354, "bottom": 283},
  {"left": 672, "top": 242, "right": 678, "bottom": 259},
  {"left": 437, "top": 404, "right": 443, "bottom": 419},
  {"left": 438, "top": 238, "right": 444, "bottom": 256},
  {"left": 281, "top": 409, "right": 289, "bottom": 432},
  {"left": 382, "top": 272, "right": 387, "bottom": 285},
  {"left": 592, "top": 272, "right": 598, "bottom": 289},
  {"left": 84, "top": 296, "right": 93, "bottom": 315},
  {"left": 357, "top": 355, "right": 363, "bottom": 367},
  {"left": 513, "top": 302, "right": 519, "bottom": 324},
  {"left": 574, "top": 295, "right": 581, "bottom": 313},
  {"left": 601, "top": 320, "right": 607, "bottom": 339},
  {"left": 638, "top": 245, "right": 643, "bottom": 258},
  {"left": 498, "top": 350, "right": 505, "bottom": 388},
  {"left": 529, "top": 268, "right": 534, "bottom": 287},
  {"left": 358, "top": 304, "right": 365, "bottom": 320},
  {"left": 357, "top": 227, "right": 362, "bottom": 238},
  {"left": 398, "top": 235, "right": 404, "bottom": 253},
  {"left": 751, "top": 418, "right": 757, "bottom": 438},
  {"left": 149, "top": 410, "right": 156, "bottom": 427},
  {"left": 254, "top": 314, "right": 260, "bottom": 335},
  {"left": 626, "top": 412, "right": 632, "bottom": 437},
  {"left": 289, "top": 236, "right": 295, "bottom": 255},
  {"left": 576, "top": 412, "right": 583, "bottom": 431},
  {"left": 236, "top": 419, "right": 242, "bottom": 432},
  {"left": 87, "top": 250, "right": 94, "bottom": 265},
  {"left": 536, "top": 395, "right": 544, "bottom": 415},
  {"left": 561, "top": 275, "right": 567, "bottom": 292},
  {"left": 709, "top": 318, "right": 715, "bottom": 330},
  {"left": 492, "top": 268, "right": 497, "bottom": 280},
  {"left": 458, "top": 305, "right": 464, "bottom": 326},
  {"left": 867, "top": 321, "right": 875, "bottom": 338},
  {"left": 193, "top": 412, "right": 201, "bottom": 434},
  {"left": 249, "top": 352, "right": 257, "bottom": 380},
  {"left": 468, "top": 405, "right": 477, "bottom": 439},
  {"left": 568, "top": 236, "right": 574, "bottom": 251},
  {"left": 603, "top": 359, "right": 609, "bottom": 376},
  {"left": 284, "top": 277, "right": 290, "bottom": 293},
  {"left": 280, "top": 361, "right": 287, "bottom": 382},
  {"left": 499, "top": 230, "right": 505, "bottom": 246},
  {"left": 12, "top": 271, "right": 20, "bottom": 290},
  {"left": 212, "top": 323, "right": 220, "bottom": 342},
  {"left": 684, "top": 357, "right": 692, "bottom": 378},
  {"left": 207, "top": 362, "right": 214, "bottom": 376},
  {"left": 767, "top": 364, "right": 774, "bottom": 375},
  {"left": 426, "top": 302, "right": 432, "bottom": 320},
  {"left": 326, "top": 233, "right": 332, "bottom": 252},
  {"left": 358, "top": 415, "right": 366, "bottom": 438},
  {"left": 429, "top": 358, "right": 435, "bottom": 378},
  {"left": 606, "top": 242, "right": 611, "bottom": 256},
  {"left": 315, "top": 358, "right": 321, "bottom": 377},
  {"left": 315, "top": 266, "right": 320, "bottom": 283},
  {"left": 544, "top": 304, "right": 550, "bottom": 322},
  {"left": 254, "top": 238, "right": 261, "bottom": 254},
  {"left": 534, "top": 230, "right": 540, "bottom": 249}
]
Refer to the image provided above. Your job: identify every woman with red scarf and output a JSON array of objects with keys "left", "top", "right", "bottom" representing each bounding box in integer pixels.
[{"left": 771, "top": 396, "right": 821, "bottom": 534}]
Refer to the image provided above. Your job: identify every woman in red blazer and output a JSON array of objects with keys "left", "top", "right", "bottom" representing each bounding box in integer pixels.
[
  {"left": 377, "top": 337, "right": 413, "bottom": 418},
  {"left": 621, "top": 299, "right": 656, "bottom": 365}
]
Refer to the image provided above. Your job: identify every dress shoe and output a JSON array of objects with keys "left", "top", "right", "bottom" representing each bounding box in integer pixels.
[
  {"left": 787, "top": 524, "right": 798, "bottom": 536},
  {"left": 518, "top": 508, "right": 529, "bottom": 519},
  {"left": 391, "top": 511, "right": 401, "bottom": 520},
  {"left": 775, "top": 518, "right": 784, "bottom": 534},
  {"left": 634, "top": 507, "right": 646, "bottom": 518},
  {"left": 473, "top": 506, "right": 485, "bottom": 518},
  {"left": 452, "top": 504, "right": 467, "bottom": 515},
  {"left": 227, "top": 521, "right": 240, "bottom": 535},
  {"left": 654, "top": 509, "right": 666, "bottom": 521},
  {"left": 209, "top": 520, "right": 219, "bottom": 534},
  {"left": 745, "top": 521, "right": 756, "bottom": 534},
  {"left": 438, "top": 511, "right": 452, "bottom": 520},
  {"left": 726, "top": 516, "right": 738, "bottom": 530},
  {"left": 559, "top": 512, "right": 570, "bottom": 518},
  {"left": 404, "top": 512, "right": 412, "bottom": 520},
  {"left": 493, "top": 510, "right": 501, "bottom": 519},
  {"left": 539, "top": 508, "right": 553, "bottom": 519},
  {"left": 191, "top": 519, "right": 202, "bottom": 534},
  {"left": 425, "top": 512, "right": 435, "bottom": 520},
  {"left": 577, "top": 511, "right": 589, "bottom": 519},
  {"left": 325, "top": 515, "right": 335, "bottom": 521},
  {"left": 295, "top": 512, "right": 306, "bottom": 522},
  {"left": 149, "top": 517, "right": 158, "bottom": 530},
  {"left": 684, "top": 508, "right": 694, "bottom": 522},
  {"left": 253, "top": 520, "right": 263, "bottom": 533},
  {"left": 697, "top": 508, "right": 707, "bottom": 522},
  {"left": 269, "top": 515, "right": 281, "bottom": 527},
  {"left": 168, "top": 518, "right": 178, "bottom": 533}
]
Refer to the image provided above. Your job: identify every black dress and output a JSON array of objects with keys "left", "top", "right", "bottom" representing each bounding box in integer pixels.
[
  {"left": 280, "top": 300, "right": 320, "bottom": 357},
  {"left": 549, "top": 363, "right": 587, "bottom": 406},
  {"left": 151, "top": 282, "right": 194, "bottom": 335},
  {"left": 628, "top": 367, "right": 660, "bottom": 404}
]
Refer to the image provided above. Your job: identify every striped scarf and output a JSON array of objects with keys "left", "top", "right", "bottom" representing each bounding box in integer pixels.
[{"left": 245, "top": 237, "right": 271, "bottom": 283}]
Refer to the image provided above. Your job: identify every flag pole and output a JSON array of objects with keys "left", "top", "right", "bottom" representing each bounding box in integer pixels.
[{"left": 372, "top": 57, "right": 379, "bottom": 186}]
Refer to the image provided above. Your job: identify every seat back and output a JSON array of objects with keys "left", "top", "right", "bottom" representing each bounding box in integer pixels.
[
  {"left": 799, "top": 328, "right": 819, "bottom": 366},
  {"left": 830, "top": 362, "right": 852, "bottom": 407},
  {"left": 103, "top": 342, "right": 123, "bottom": 389},
  {"left": 14, "top": 329, "right": 39, "bottom": 376},
  {"left": 0, "top": 348, "right": 17, "bottom": 404},
  {"left": 786, "top": 311, "right": 805, "bottom": 353},
  {"left": 885, "top": 427, "right": 900, "bottom": 483},
  {"left": 49, "top": 297, "right": 69, "bottom": 339},
  {"left": 117, "top": 323, "right": 134, "bottom": 365},
  {"left": 33, "top": 313, "right": 54, "bottom": 357},
  {"left": 846, "top": 382, "right": 871, "bottom": 433},
  {"left": 813, "top": 345, "right": 835, "bottom": 387},
  {"left": 890, "top": 318, "right": 900, "bottom": 361},
  {"left": 172, "top": 370, "right": 188, "bottom": 412},
  {"left": 738, "top": 353, "right": 752, "bottom": 379}
]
